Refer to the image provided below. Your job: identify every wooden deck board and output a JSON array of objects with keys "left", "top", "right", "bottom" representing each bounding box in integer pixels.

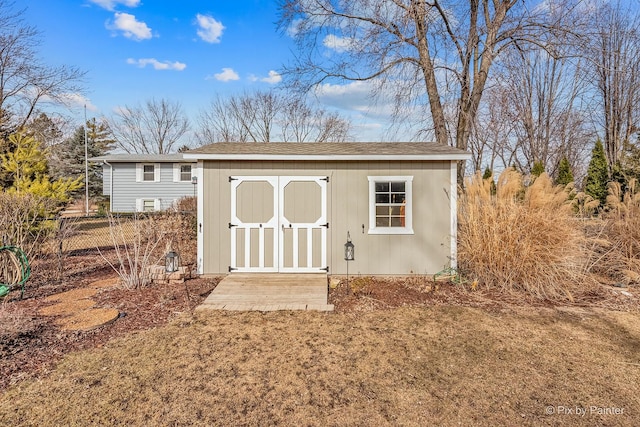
[{"left": 197, "top": 274, "right": 333, "bottom": 312}]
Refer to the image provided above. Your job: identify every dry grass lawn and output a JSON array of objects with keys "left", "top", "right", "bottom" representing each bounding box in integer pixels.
[{"left": 1, "top": 306, "right": 639, "bottom": 426}]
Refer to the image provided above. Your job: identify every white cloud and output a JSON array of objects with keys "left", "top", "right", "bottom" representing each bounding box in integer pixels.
[
  {"left": 127, "top": 58, "right": 186, "bottom": 71},
  {"left": 286, "top": 18, "right": 304, "bottom": 38},
  {"left": 314, "top": 81, "right": 376, "bottom": 111},
  {"left": 40, "top": 92, "right": 99, "bottom": 112},
  {"left": 323, "top": 34, "right": 355, "bottom": 53},
  {"left": 89, "top": 0, "right": 140, "bottom": 11},
  {"left": 195, "top": 14, "right": 224, "bottom": 43},
  {"left": 210, "top": 67, "right": 240, "bottom": 82},
  {"left": 261, "top": 70, "right": 282, "bottom": 84},
  {"left": 108, "top": 12, "right": 152, "bottom": 41},
  {"left": 248, "top": 71, "right": 282, "bottom": 84}
]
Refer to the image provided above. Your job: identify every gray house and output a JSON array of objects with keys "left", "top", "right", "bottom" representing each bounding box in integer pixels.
[
  {"left": 183, "top": 142, "right": 470, "bottom": 276},
  {"left": 90, "top": 154, "right": 198, "bottom": 212}
]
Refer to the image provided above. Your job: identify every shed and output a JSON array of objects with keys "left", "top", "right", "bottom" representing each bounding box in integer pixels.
[{"left": 183, "top": 142, "right": 470, "bottom": 276}]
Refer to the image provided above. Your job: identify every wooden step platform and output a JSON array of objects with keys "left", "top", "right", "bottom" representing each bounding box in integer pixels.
[{"left": 197, "top": 273, "right": 333, "bottom": 312}]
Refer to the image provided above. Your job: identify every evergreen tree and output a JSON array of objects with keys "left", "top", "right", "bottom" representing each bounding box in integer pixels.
[
  {"left": 26, "top": 112, "right": 63, "bottom": 148},
  {"left": 531, "top": 160, "right": 545, "bottom": 177},
  {"left": 556, "top": 156, "right": 574, "bottom": 187},
  {"left": 0, "top": 132, "right": 82, "bottom": 209},
  {"left": 86, "top": 118, "right": 115, "bottom": 153},
  {"left": 584, "top": 139, "right": 610, "bottom": 209},
  {"left": 482, "top": 166, "right": 496, "bottom": 195},
  {"left": 50, "top": 125, "right": 106, "bottom": 198}
]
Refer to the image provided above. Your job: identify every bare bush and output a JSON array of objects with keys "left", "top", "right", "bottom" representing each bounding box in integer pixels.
[
  {"left": 0, "top": 193, "right": 57, "bottom": 257},
  {"left": 99, "top": 209, "right": 197, "bottom": 290},
  {"left": 99, "top": 214, "right": 166, "bottom": 290},
  {"left": 458, "top": 170, "right": 598, "bottom": 301}
]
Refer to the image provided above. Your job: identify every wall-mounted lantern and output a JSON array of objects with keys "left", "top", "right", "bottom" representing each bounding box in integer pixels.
[
  {"left": 165, "top": 250, "right": 180, "bottom": 273},
  {"left": 344, "top": 232, "right": 355, "bottom": 261}
]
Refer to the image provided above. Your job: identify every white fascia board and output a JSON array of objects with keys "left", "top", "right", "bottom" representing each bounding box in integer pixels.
[{"left": 182, "top": 153, "right": 472, "bottom": 161}]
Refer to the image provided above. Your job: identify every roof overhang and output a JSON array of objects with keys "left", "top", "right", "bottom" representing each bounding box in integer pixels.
[{"left": 182, "top": 153, "right": 471, "bottom": 161}]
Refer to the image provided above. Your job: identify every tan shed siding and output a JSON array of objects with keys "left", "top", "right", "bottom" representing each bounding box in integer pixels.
[{"left": 201, "top": 160, "right": 453, "bottom": 275}]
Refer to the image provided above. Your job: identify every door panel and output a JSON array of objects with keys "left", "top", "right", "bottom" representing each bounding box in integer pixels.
[
  {"left": 231, "top": 176, "right": 326, "bottom": 273},
  {"left": 230, "top": 177, "right": 278, "bottom": 272}
]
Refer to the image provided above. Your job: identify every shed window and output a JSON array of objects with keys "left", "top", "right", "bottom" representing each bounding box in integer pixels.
[{"left": 368, "top": 176, "right": 413, "bottom": 235}]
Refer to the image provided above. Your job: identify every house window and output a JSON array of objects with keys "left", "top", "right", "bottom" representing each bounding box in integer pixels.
[
  {"left": 142, "top": 199, "right": 155, "bottom": 212},
  {"left": 368, "top": 176, "right": 413, "bottom": 235},
  {"left": 136, "top": 163, "right": 160, "bottom": 182},
  {"left": 180, "top": 164, "right": 192, "bottom": 181},
  {"left": 136, "top": 198, "right": 160, "bottom": 212},
  {"left": 174, "top": 163, "right": 193, "bottom": 182}
]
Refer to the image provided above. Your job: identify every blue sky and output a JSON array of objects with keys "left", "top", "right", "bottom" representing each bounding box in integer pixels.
[{"left": 22, "top": 0, "right": 395, "bottom": 142}]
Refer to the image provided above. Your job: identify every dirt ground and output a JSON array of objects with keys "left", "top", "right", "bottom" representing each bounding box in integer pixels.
[{"left": 1, "top": 250, "right": 640, "bottom": 425}]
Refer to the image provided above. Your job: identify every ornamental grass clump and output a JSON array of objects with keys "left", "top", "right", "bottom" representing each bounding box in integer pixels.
[
  {"left": 597, "top": 179, "right": 640, "bottom": 284},
  {"left": 458, "top": 170, "right": 597, "bottom": 301}
]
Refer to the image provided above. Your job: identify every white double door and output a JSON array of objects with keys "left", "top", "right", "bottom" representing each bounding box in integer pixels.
[{"left": 230, "top": 176, "right": 327, "bottom": 273}]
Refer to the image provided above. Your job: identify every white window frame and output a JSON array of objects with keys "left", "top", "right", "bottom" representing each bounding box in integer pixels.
[
  {"left": 367, "top": 176, "right": 414, "bottom": 235},
  {"left": 136, "top": 198, "right": 161, "bottom": 212},
  {"left": 173, "top": 163, "right": 193, "bottom": 182},
  {"left": 136, "top": 163, "right": 160, "bottom": 182}
]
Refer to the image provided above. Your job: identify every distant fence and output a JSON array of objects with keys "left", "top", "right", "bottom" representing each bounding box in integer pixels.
[{"left": 38, "top": 212, "right": 197, "bottom": 257}]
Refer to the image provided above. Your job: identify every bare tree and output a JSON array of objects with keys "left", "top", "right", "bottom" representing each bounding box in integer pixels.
[
  {"left": 281, "top": 95, "right": 351, "bottom": 142},
  {"left": 278, "top": 0, "right": 560, "bottom": 182},
  {"left": 584, "top": 2, "right": 640, "bottom": 174},
  {"left": 0, "top": 0, "right": 85, "bottom": 128},
  {"left": 496, "top": 42, "right": 594, "bottom": 177},
  {"left": 196, "top": 90, "right": 351, "bottom": 144},
  {"left": 109, "top": 98, "right": 190, "bottom": 154}
]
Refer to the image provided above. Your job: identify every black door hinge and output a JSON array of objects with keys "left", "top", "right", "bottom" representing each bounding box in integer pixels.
[
  {"left": 321, "top": 176, "right": 329, "bottom": 182},
  {"left": 320, "top": 266, "right": 329, "bottom": 272},
  {"left": 229, "top": 223, "right": 237, "bottom": 228},
  {"left": 229, "top": 176, "right": 237, "bottom": 182},
  {"left": 321, "top": 223, "right": 329, "bottom": 228},
  {"left": 228, "top": 266, "right": 237, "bottom": 272}
]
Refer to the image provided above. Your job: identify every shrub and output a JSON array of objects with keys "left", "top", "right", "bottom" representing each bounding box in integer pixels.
[
  {"left": 0, "top": 192, "right": 58, "bottom": 257},
  {"left": 457, "top": 170, "right": 597, "bottom": 301}
]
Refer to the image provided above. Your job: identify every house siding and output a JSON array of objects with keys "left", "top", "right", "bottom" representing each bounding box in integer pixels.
[
  {"left": 108, "top": 162, "right": 196, "bottom": 212},
  {"left": 200, "top": 160, "right": 453, "bottom": 276}
]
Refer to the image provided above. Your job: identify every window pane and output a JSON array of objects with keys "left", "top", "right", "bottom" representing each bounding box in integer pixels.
[
  {"left": 376, "top": 216, "right": 390, "bottom": 227},
  {"left": 391, "top": 182, "right": 405, "bottom": 192},
  {"left": 388, "top": 206, "right": 402, "bottom": 215},
  {"left": 376, "top": 194, "right": 390, "bottom": 203},
  {"left": 390, "top": 217, "right": 403, "bottom": 227},
  {"left": 376, "top": 206, "right": 390, "bottom": 215},
  {"left": 143, "top": 200, "right": 154, "bottom": 212},
  {"left": 375, "top": 182, "right": 389, "bottom": 192},
  {"left": 390, "top": 193, "right": 406, "bottom": 203}
]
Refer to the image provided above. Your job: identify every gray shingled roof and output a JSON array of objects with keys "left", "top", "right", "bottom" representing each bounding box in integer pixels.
[{"left": 184, "top": 142, "right": 470, "bottom": 160}]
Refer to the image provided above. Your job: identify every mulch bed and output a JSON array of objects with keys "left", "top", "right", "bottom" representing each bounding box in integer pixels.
[{"left": 1, "top": 249, "right": 638, "bottom": 392}]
